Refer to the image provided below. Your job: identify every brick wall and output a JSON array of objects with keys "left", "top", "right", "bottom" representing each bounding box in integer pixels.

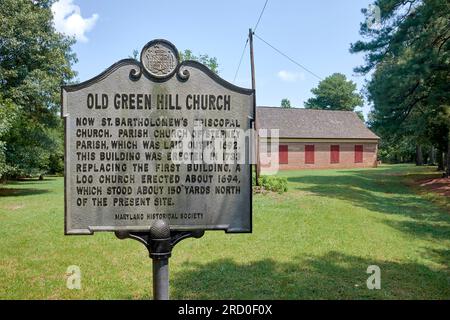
[{"left": 260, "top": 141, "right": 378, "bottom": 171}]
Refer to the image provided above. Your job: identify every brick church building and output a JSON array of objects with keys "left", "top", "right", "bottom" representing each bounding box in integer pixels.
[{"left": 257, "top": 107, "right": 380, "bottom": 170}]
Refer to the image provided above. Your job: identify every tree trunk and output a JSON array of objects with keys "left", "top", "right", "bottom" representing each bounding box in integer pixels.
[
  {"left": 446, "top": 133, "right": 450, "bottom": 178},
  {"left": 415, "top": 145, "right": 423, "bottom": 166},
  {"left": 437, "top": 149, "right": 444, "bottom": 171},
  {"left": 430, "top": 146, "right": 436, "bottom": 165},
  {"left": 423, "top": 152, "right": 429, "bottom": 165}
]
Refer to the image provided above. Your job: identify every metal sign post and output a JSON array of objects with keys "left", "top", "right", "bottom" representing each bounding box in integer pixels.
[{"left": 115, "top": 220, "right": 204, "bottom": 300}]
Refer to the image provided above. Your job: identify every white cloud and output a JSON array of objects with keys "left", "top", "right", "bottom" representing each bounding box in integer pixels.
[
  {"left": 52, "top": 0, "right": 98, "bottom": 42},
  {"left": 277, "top": 70, "right": 305, "bottom": 82}
]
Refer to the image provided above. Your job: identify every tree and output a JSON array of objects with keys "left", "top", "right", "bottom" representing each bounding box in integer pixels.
[
  {"left": 179, "top": 49, "right": 219, "bottom": 74},
  {"left": 305, "top": 73, "right": 364, "bottom": 119},
  {"left": 0, "top": 0, "right": 77, "bottom": 178},
  {"left": 0, "top": 95, "right": 17, "bottom": 180},
  {"left": 376, "top": 133, "right": 416, "bottom": 163},
  {"left": 281, "top": 98, "right": 291, "bottom": 108},
  {"left": 351, "top": 0, "right": 450, "bottom": 175}
]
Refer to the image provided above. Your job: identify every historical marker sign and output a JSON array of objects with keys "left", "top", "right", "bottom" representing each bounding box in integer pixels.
[{"left": 63, "top": 39, "right": 254, "bottom": 235}]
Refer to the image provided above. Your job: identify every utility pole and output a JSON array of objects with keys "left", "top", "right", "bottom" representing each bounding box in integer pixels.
[
  {"left": 249, "top": 28, "right": 260, "bottom": 186},
  {"left": 249, "top": 28, "right": 256, "bottom": 94}
]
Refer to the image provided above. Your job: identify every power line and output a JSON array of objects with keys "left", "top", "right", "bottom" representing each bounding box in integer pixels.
[
  {"left": 233, "top": 0, "right": 269, "bottom": 84},
  {"left": 254, "top": 0, "right": 269, "bottom": 32},
  {"left": 233, "top": 38, "right": 248, "bottom": 84},
  {"left": 253, "top": 32, "right": 323, "bottom": 81}
]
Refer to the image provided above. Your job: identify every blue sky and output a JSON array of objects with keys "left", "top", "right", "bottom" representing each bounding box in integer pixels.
[{"left": 53, "top": 0, "right": 374, "bottom": 118}]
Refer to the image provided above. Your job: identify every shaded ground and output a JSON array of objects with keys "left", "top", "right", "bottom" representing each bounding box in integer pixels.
[{"left": 418, "top": 177, "right": 450, "bottom": 197}]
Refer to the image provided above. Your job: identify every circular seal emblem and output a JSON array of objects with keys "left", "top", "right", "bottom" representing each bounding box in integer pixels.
[{"left": 140, "top": 39, "right": 179, "bottom": 79}]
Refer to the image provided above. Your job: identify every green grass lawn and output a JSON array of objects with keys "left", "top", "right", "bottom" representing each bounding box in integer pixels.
[{"left": 0, "top": 164, "right": 449, "bottom": 299}]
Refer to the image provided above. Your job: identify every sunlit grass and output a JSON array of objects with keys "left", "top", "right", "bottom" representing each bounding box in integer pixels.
[{"left": 0, "top": 164, "right": 449, "bottom": 299}]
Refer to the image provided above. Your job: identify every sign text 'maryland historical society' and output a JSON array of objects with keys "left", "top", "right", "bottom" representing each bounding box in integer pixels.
[{"left": 62, "top": 39, "right": 254, "bottom": 234}]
